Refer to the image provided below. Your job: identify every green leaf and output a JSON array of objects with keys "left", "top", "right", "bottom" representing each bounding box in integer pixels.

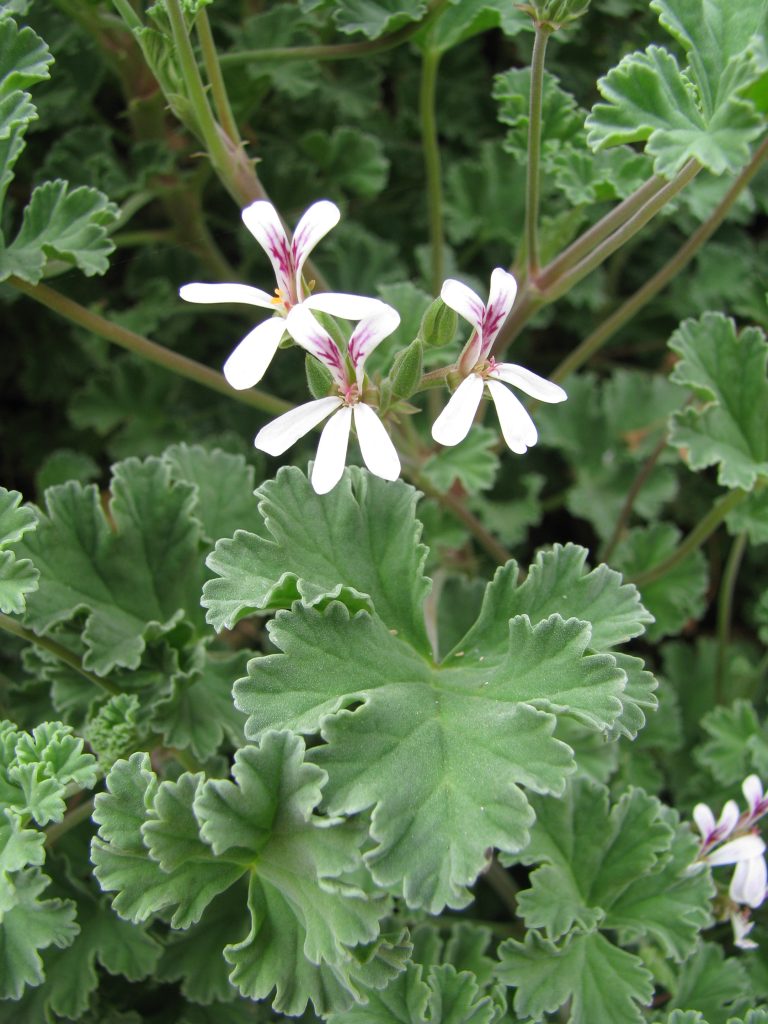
[
  {"left": 236, "top": 601, "right": 624, "bottom": 911},
  {"left": 0, "top": 868, "right": 78, "bottom": 1000},
  {"left": 445, "top": 141, "right": 526, "bottom": 247},
  {"left": 421, "top": 426, "right": 500, "bottom": 494},
  {"left": 726, "top": 487, "right": 768, "bottom": 545},
  {"left": 194, "top": 733, "right": 390, "bottom": 1015},
  {"left": 613, "top": 524, "right": 708, "bottom": 639},
  {"left": 494, "top": 66, "right": 584, "bottom": 164},
  {"left": 0, "top": 180, "right": 118, "bottom": 284},
  {"left": 417, "top": 0, "right": 529, "bottom": 52},
  {"left": 665, "top": 942, "right": 750, "bottom": 1022},
  {"left": 0, "top": 486, "right": 38, "bottom": 614},
  {"left": 299, "top": 127, "right": 389, "bottom": 198},
  {"left": 449, "top": 544, "right": 652, "bottom": 660},
  {"left": 328, "top": 0, "right": 428, "bottom": 38},
  {"left": 84, "top": 693, "right": 142, "bottom": 767},
  {"left": 162, "top": 444, "right": 257, "bottom": 546},
  {"left": 586, "top": 0, "right": 768, "bottom": 177},
  {"left": 91, "top": 755, "right": 241, "bottom": 929},
  {"left": 0, "top": 808, "right": 44, "bottom": 910},
  {"left": 668, "top": 313, "right": 768, "bottom": 490},
  {"left": 203, "top": 467, "right": 431, "bottom": 653},
  {"left": 16, "top": 457, "right": 205, "bottom": 675},
  {"left": 497, "top": 930, "right": 654, "bottom": 1024},
  {"left": 694, "top": 699, "right": 768, "bottom": 785},
  {"left": 507, "top": 779, "right": 673, "bottom": 940}
]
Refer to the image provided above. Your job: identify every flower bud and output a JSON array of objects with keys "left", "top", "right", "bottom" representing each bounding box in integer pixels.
[
  {"left": 305, "top": 354, "right": 335, "bottom": 399},
  {"left": 388, "top": 339, "right": 424, "bottom": 400},
  {"left": 516, "top": 0, "right": 590, "bottom": 28},
  {"left": 419, "top": 298, "right": 457, "bottom": 348}
]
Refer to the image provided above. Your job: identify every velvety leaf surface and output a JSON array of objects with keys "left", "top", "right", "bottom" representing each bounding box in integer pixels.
[
  {"left": 668, "top": 313, "right": 768, "bottom": 490},
  {"left": 694, "top": 699, "right": 768, "bottom": 785},
  {"left": 0, "top": 487, "right": 38, "bottom": 614},
  {"left": 203, "top": 467, "right": 431, "bottom": 652},
  {"left": 664, "top": 943, "right": 751, "bottom": 1021},
  {"left": 16, "top": 458, "right": 205, "bottom": 675},
  {"left": 421, "top": 426, "right": 500, "bottom": 494},
  {"left": 236, "top": 600, "right": 626, "bottom": 911},
  {"left": 497, "top": 929, "right": 654, "bottom": 1024}
]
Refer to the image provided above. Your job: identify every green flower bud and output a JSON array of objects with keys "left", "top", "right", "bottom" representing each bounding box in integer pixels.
[
  {"left": 419, "top": 298, "right": 458, "bottom": 348},
  {"left": 517, "top": 0, "right": 590, "bottom": 28},
  {"left": 305, "top": 354, "right": 335, "bottom": 399},
  {"left": 388, "top": 338, "right": 424, "bottom": 400}
]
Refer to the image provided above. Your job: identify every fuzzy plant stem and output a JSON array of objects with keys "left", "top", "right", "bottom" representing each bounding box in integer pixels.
[
  {"left": 8, "top": 276, "right": 292, "bottom": 416},
  {"left": 421, "top": 47, "right": 445, "bottom": 296},
  {"left": 44, "top": 798, "right": 97, "bottom": 849},
  {"left": 553, "top": 136, "right": 768, "bottom": 382},
  {"left": 0, "top": 614, "right": 121, "bottom": 697},
  {"left": 630, "top": 489, "right": 747, "bottom": 589},
  {"left": 195, "top": 7, "right": 241, "bottom": 145},
  {"left": 716, "top": 531, "right": 749, "bottom": 704},
  {"left": 524, "top": 24, "right": 551, "bottom": 277},
  {"left": 599, "top": 432, "right": 669, "bottom": 563}
]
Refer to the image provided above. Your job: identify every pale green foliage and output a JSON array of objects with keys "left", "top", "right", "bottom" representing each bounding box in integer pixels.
[
  {"left": 668, "top": 312, "right": 768, "bottom": 490},
  {"left": 0, "top": 486, "right": 38, "bottom": 614},
  {"left": 695, "top": 699, "right": 768, "bottom": 784},
  {"left": 586, "top": 0, "right": 768, "bottom": 175},
  {"left": 421, "top": 426, "right": 500, "bottom": 492}
]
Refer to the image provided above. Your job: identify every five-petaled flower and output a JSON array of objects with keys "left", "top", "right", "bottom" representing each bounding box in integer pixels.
[
  {"left": 180, "top": 200, "right": 383, "bottom": 391},
  {"left": 431, "top": 268, "right": 567, "bottom": 452},
  {"left": 254, "top": 304, "right": 401, "bottom": 494}
]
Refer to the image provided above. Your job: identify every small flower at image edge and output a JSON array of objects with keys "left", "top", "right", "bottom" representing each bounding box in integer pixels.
[
  {"left": 431, "top": 268, "right": 566, "bottom": 452},
  {"left": 179, "top": 199, "right": 383, "bottom": 390},
  {"left": 255, "top": 304, "right": 401, "bottom": 494}
]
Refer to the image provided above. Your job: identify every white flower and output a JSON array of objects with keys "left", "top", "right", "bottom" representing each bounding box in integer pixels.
[
  {"left": 431, "top": 268, "right": 567, "bottom": 452},
  {"left": 254, "top": 304, "right": 401, "bottom": 494},
  {"left": 179, "top": 200, "right": 383, "bottom": 390},
  {"left": 743, "top": 775, "right": 768, "bottom": 822},
  {"left": 693, "top": 799, "right": 739, "bottom": 847},
  {"left": 707, "top": 833, "right": 768, "bottom": 909}
]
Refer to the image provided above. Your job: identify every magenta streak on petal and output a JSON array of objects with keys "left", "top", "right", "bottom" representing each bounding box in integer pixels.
[
  {"left": 266, "top": 228, "right": 296, "bottom": 298},
  {"left": 479, "top": 302, "right": 506, "bottom": 354},
  {"left": 348, "top": 322, "right": 373, "bottom": 371},
  {"left": 312, "top": 331, "right": 346, "bottom": 382}
]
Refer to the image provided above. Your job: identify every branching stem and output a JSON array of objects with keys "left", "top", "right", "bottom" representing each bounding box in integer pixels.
[
  {"left": 630, "top": 489, "right": 747, "bottom": 589},
  {"left": 195, "top": 7, "right": 241, "bottom": 146},
  {"left": 600, "top": 432, "right": 669, "bottom": 563},
  {"left": 525, "top": 25, "right": 551, "bottom": 276},
  {"left": 8, "top": 277, "right": 292, "bottom": 416},
  {"left": 0, "top": 614, "right": 121, "bottom": 696},
  {"left": 421, "top": 48, "right": 444, "bottom": 295}
]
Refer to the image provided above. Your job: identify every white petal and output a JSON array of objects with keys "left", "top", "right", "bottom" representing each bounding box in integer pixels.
[
  {"left": 354, "top": 403, "right": 400, "bottom": 481},
  {"left": 241, "top": 201, "right": 294, "bottom": 297},
  {"left": 291, "top": 200, "right": 340, "bottom": 285},
  {"left": 487, "top": 379, "right": 538, "bottom": 453},
  {"left": 285, "top": 306, "right": 346, "bottom": 384},
  {"left": 223, "top": 316, "right": 287, "bottom": 390},
  {"left": 481, "top": 268, "right": 517, "bottom": 348},
  {"left": 743, "top": 775, "right": 764, "bottom": 813},
  {"left": 693, "top": 803, "right": 717, "bottom": 841},
  {"left": 731, "top": 911, "right": 758, "bottom": 949},
  {"left": 718, "top": 800, "right": 740, "bottom": 838},
  {"left": 349, "top": 305, "right": 401, "bottom": 385},
  {"left": 492, "top": 363, "right": 567, "bottom": 403},
  {"left": 440, "top": 279, "right": 486, "bottom": 332},
  {"left": 730, "top": 855, "right": 768, "bottom": 908},
  {"left": 431, "top": 374, "right": 484, "bottom": 447},
  {"left": 312, "top": 406, "right": 352, "bottom": 494},
  {"left": 708, "top": 834, "right": 766, "bottom": 866},
  {"left": 303, "top": 292, "right": 389, "bottom": 319},
  {"left": 179, "top": 282, "right": 276, "bottom": 308},
  {"left": 254, "top": 397, "right": 342, "bottom": 457}
]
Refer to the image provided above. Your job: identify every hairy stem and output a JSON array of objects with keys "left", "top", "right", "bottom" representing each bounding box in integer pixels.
[
  {"left": 8, "top": 276, "right": 292, "bottom": 416},
  {"left": 716, "top": 531, "right": 749, "bottom": 704},
  {"left": 0, "top": 614, "right": 121, "bottom": 697},
  {"left": 484, "top": 855, "right": 519, "bottom": 916},
  {"left": 630, "top": 489, "right": 747, "bottom": 589},
  {"left": 196, "top": 7, "right": 241, "bottom": 146},
  {"left": 552, "top": 136, "right": 768, "bottom": 382},
  {"left": 599, "top": 432, "right": 669, "bottom": 563},
  {"left": 421, "top": 48, "right": 444, "bottom": 295},
  {"left": 525, "top": 25, "right": 551, "bottom": 277},
  {"left": 409, "top": 469, "right": 511, "bottom": 565}
]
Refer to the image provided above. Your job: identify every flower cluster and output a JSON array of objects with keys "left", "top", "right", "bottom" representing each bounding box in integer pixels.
[
  {"left": 179, "top": 200, "right": 568, "bottom": 494},
  {"left": 693, "top": 774, "right": 768, "bottom": 949}
]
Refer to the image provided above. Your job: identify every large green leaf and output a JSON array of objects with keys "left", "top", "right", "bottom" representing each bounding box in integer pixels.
[
  {"left": 0, "top": 179, "right": 118, "bottom": 283},
  {"left": 235, "top": 600, "right": 626, "bottom": 912},
  {"left": 203, "top": 466, "right": 431, "bottom": 653},
  {"left": 586, "top": 0, "right": 768, "bottom": 175},
  {"left": 668, "top": 313, "right": 768, "bottom": 490},
  {"left": 16, "top": 457, "right": 205, "bottom": 675}
]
